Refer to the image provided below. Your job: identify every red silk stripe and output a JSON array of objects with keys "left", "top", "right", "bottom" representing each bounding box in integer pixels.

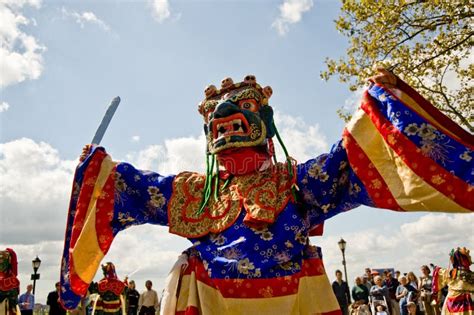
[
  {"left": 70, "top": 150, "right": 107, "bottom": 249},
  {"left": 309, "top": 222, "right": 324, "bottom": 236},
  {"left": 361, "top": 97, "right": 473, "bottom": 210},
  {"left": 176, "top": 306, "right": 199, "bottom": 315},
  {"left": 342, "top": 130, "right": 403, "bottom": 211},
  {"left": 69, "top": 261, "right": 90, "bottom": 296},
  {"left": 431, "top": 267, "right": 441, "bottom": 303},
  {"left": 182, "top": 256, "right": 327, "bottom": 299},
  {"left": 392, "top": 80, "right": 474, "bottom": 148},
  {"left": 445, "top": 294, "right": 474, "bottom": 313},
  {"left": 95, "top": 166, "right": 116, "bottom": 253},
  {"left": 96, "top": 301, "right": 121, "bottom": 308}
]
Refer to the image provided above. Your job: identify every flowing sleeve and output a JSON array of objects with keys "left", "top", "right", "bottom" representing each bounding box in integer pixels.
[
  {"left": 298, "top": 78, "right": 473, "bottom": 234},
  {"left": 60, "top": 147, "right": 175, "bottom": 309}
]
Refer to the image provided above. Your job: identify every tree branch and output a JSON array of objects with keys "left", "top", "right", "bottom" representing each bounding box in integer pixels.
[
  {"left": 414, "top": 75, "right": 474, "bottom": 132},
  {"left": 410, "top": 33, "right": 473, "bottom": 71}
]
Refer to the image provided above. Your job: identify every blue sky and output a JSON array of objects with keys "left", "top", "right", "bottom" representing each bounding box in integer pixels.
[{"left": 1, "top": 0, "right": 472, "bottom": 304}]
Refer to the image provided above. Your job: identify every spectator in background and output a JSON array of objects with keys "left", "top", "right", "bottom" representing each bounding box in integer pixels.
[
  {"left": 365, "top": 268, "right": 373, "bottom": 284},
  {"left": 396, "top": 276, "right": 417, "bottom": 315},
  {"left": 406, "top": 272, "right": 418, "bottom": 290},
  {"left": 332, "top": 270, "right": 351, "bottom": 315},
  {"left": 362, "top": 275, "right": 372, "bottom": 291},
  {"left": 370, "top": 276, "right": 391, "bottom": 305},
  {"left": 47, "top": 282, "right": 66, "bottom": 315},
  {"left": 126, "top": 280, "right": 140, "bottom": 315},
  {"left": 138, "top": 280, "right": 159, "bottom": 315},
  {"left": 418, "top": 265, "right": 434, "bottom": 315},
  {"left": 18, "top": 284, "right": 34, "bottom": 315},
  {"left": 395, "top": 271, "right": 401, "bottom": 281},
  {"left": 383, "top": 271, "right": 400, "bottom": 315},
  {"left": 352, "top": 276, "right": 369, "bottom": 305}
]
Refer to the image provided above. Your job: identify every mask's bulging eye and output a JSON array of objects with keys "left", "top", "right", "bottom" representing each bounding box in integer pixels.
[{"left": 238, "top": 99, "right": 258, "bottom": 112}]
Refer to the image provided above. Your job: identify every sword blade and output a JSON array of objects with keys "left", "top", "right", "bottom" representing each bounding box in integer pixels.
[{"left": 91, "top": 96, "right": 121, "bottom": 145}]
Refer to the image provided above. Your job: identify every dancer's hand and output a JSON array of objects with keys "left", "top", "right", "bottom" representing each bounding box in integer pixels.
[{"left": 369, "top": 67, "right": 397, "bottom": 88}]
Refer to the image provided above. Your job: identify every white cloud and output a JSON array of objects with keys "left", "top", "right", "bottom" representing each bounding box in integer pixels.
[
  {"left": 0, "top": 138, "right": 76, "bottom": 244},
  {"left": 149, "top": 0, "right": 171, "bottom": 23},
  {"left": 131, "top": 135, "right": 140, "bottom": 142},
  {"left": 0, "top": 101, "right": 10, "bottom": 112},
  {"left": 274, "top": 111, "right": 328, "bottom": 162},
  {"left": 126, "top": 134, "right": 206, "bottom": 175},
  {"left": 272, "top": 0, "right": 314, "bottom": 36},
  {"left": 342, "top": 87, "right": 365, "bottom": 115},
  {"left": 318, "top": 213, "right": 474, "bottom": 284},
  {"left": 0, "top": 0, "right": 46, "bottom": 88},
  {"left": 61, "top": 7, "right": 111, "bottom": 32}
]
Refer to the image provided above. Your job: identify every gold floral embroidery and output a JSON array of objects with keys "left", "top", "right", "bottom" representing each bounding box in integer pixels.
[
  {"left": 386, "top": 134, "right": 397, "bottom": 145},
  {"left": 209, "top": 234, "right": 226, "bottom": 246},
  {"left": 308, "top": 162, "right": 330, "bottom": 182},
  {"left": 260, "top": 230, "right": 274, "bottom": 241},
  {"left": 253, "top": 268, "right": 261, "bottom": 277},
  {"left": 237, "top": 258, "right": 255, "bottom": 274},
  {"left": 250, "top": 226, "right": 273, "bottom": 241},
  {"left": 460, "top": 151, "right": 472, "bottom": 162},
  {"left": 370, "top": 179, "right": 382, "bottom": 189},
  {"left": 418, "top": 123, "right": 437, "bottom": 140},
  {"left": 295, "top": 231, "right": 307, "bottom": 244},
  {"left": 431, "top": 175, "right": 445, "bottom": 185},
  {"left": 115, "top": 173, "right": 127, "bottom": 193},
  {"left": 349, "top": 182, "right": 361, "bottom": 196},
  {"left": 147, "top": 186, "right": 166, "bottom": 209},
  {"left": 258, "top": 286, "right": 274, "bottom": 298},
  {"left": 339, "top": 161, "right": 348, "bottom": 170},
  {"left": 308, "top": 163, "right": 322, "bottom": 178},
  {"left": 404, "top": 123, "right": 419, "bottom": 136},
  {"left": 117, "top": 212, "right": 135, "bottom": 225}
]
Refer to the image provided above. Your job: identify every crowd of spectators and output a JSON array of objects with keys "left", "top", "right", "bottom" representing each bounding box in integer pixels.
[{"left": 332, "top": 266, "right": 443, "bottom": 315}]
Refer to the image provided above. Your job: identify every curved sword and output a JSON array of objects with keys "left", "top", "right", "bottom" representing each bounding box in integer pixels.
[{"left": 91, "top": 96, "right": 121, "bottom": 145}]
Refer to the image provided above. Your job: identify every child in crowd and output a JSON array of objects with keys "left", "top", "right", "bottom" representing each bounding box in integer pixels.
[
  {"left": 376, "top": 305, "right": 388, "bottom": 315},
  {"left": 406, "top": 302, "right": 417, "bottom": 315}
]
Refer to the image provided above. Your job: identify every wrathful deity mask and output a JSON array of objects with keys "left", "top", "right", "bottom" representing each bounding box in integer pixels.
[
  {"left": 0, "top": 252, "right": 10, "bottom": 274},
  {"left": 199, "top": 75, "right": 275, "bottom": 155},
  {"left": 101, "top": 262, "right": 118, "bottom": 279},
  {"left": 0, "top": 249, "right": 17, "bottom": 277},
  {"left": 451, "top": 247, "right": 472, "bottom": 270},
  {"left": 196, "top": 75, "right": 297, "bottom": 213}
]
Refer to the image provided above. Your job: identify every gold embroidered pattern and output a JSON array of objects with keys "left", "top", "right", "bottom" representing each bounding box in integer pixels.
[
  {"left": 229, "top": 88, "right": 262, "bottom": 104},
  {"left": 168, "top": 163, "right": 295, "bottom": 238}
]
